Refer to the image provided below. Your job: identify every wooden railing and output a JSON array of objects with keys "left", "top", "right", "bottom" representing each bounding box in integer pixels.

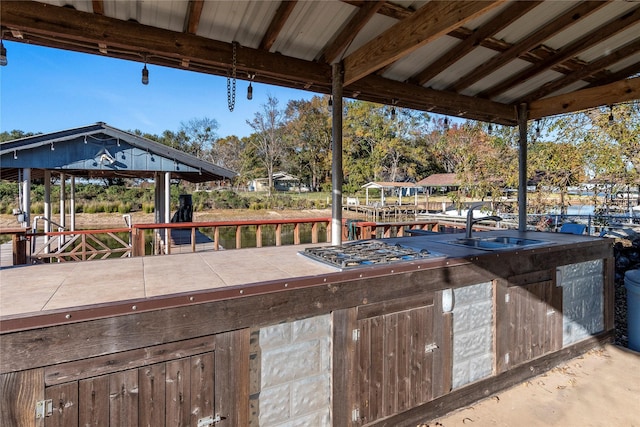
[
  {"left": 130, "top": 218, "right": 333, "bottom": 256},
  {"left": 29, "top": 228, "right": 133, "bottom": 263},
  {"left": 6, "top": 217, "right": 488, "bottom": 265}
]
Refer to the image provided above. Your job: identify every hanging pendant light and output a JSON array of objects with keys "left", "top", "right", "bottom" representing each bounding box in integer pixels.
[
  {"left": 247, "top": 73, "right": 255, "bottom": 100},
  {"left": 141, "top": 64, "right": 149, "bottom": 85},
  {"left": 608, "top": 105, "right": 614, "bottom": 126},
  {"left": 0, "top": 41, "right": 7, "bottom": 67}
]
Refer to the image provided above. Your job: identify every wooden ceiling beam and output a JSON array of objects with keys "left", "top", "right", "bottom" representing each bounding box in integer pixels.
[
  {"left": 348, "top": 75, "right": 517, "bottom": 125},
  {"left": 342, "top": 1, "right": 505, "bottom": 86},
  {"left": 591, "top": 63, "right": 640, "bottom": 88},
  {"left": 528, "top": 76, "right": 640, "bottom": 120},
  {"left": 340, "top": 0, "right": 413, "bottom": 21},
  {"left": 447, "top": 1, "right": 606, "bottom": 93},
  {"left": 319, "top": 0, "right": 384, "bottom": 64},
  {"left": 522, "top": 39, "right": 640, "bottom": 103},
  {"left": 91, "top": 0, "right": 104, "bottom": 16},
  {"left": 259, "top": 1, "right": 298, "bottom": 51},
  {"left": 481, "top": 6, "right": 640, "bottom": 100},
  {"left": 411, "top": 1, "right": 541, "bottom": 86},
  {"left": 0, "top": 0, "right": 330, "bottom": 86},
  {"left": 184, "top": 0, "right": 204, "bottom": 35}
]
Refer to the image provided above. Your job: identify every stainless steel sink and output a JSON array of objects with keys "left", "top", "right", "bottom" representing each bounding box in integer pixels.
[{"left": 446, "top": 236, "right": 550, "bottom": 251}]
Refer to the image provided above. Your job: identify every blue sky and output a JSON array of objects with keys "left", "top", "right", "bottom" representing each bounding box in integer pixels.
[{"left": 0, "top": 41, "right": 315, "bottom": 138}]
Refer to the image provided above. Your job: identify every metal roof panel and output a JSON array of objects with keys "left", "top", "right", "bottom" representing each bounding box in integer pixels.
[
  {"left": 462, "top": 58, "right": 532, "bottom": 97},
  {"left": 493, "top": 1, "right": 578, "bottom": 44},
  {"left": 381, "top": 36, "right": 462, "bottom": 82},
  {"left": 578, "top": 23, "right": 640, "bottom": 63},
  {"left": 545, "top": 2, "right": 639, "bottom": 50},
  {"left": 197, "top": 1, "right": 278, "bottom": 47},
  {"left": 342, "top": 12, "right": 398, "bottom": 58},
  {"left": 271, "top": 1, "right": 352, "bottom": 61},
  {"left": 426, "top": 46, "right": 500, "bottom": 90},
  {"left": 493, "top": 69, "right": 565, "bottom": 104}
]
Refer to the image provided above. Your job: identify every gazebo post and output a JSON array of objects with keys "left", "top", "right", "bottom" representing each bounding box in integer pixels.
[
  {"left": 59, "top": 173, "right": 66, "bottom": 231},
  {"left": 21, "top": 168, "right": 31, "bottom": 228},
  {"left": 165, "top": 171, "right": 171, "bottom": 254},
  {"left": 44, "top": 170, "right": 51, "bottom": 252},
  {"left": 70, "top": 175, "right": 76, "bottom": 232},
  {"left": 517, "top": 103, "right": 528, "bottom": 232},
  {"left": 331, "top": 62, "right": 343, "bottom": 246}
]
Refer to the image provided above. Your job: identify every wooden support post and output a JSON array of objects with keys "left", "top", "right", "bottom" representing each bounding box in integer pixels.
[
  {"left": 275, "top": 224, "right": 282, "bottom": 246},
  {"left": 517, "top": 103, "right": 528, "bottom": 232},
  {"left": 256, "top": 225, "right": 263, "bottom": 248},
  {"left": 12, "top": 233, "right": 27, "bottom": 265},
  {"left": 294, "top": 223, "right": 300, "bottom": 245},
  {"left": 235, "top": 226, "right": 242, "bottom": 249},
  {"left": 131, "top": 228, "right": 145, "bottom": 257}
]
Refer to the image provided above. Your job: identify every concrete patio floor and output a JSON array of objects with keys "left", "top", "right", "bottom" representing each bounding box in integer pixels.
[{"left": 430, "top": 343, "right": 639, "bottom": 427}]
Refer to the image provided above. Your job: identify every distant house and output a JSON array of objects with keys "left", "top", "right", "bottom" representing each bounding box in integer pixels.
[
  {"left": 249, "top": 172, "right": 309, "bottom": 192},
  {"left": 416, "top": 173, "right": 460, "bottom": 194}
]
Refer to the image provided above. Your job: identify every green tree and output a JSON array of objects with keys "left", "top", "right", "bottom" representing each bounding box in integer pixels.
[
  {"left": 284, "top": 95, "right": 332, "bottom": 191},
  {"left": 529, "top": 141, "right": 585, "bottom": 214},
  {"left": 0, "top": 130, "right": 38, "bottom": 142},
  {"left": 247, "top": 95, "right": 288, "bottom": 196},
  {"left": 180, "top": 117, "right": 220, "bottom": 160},
  {"left": 342, "top": 101, "right": 392, "bottom": 191}
]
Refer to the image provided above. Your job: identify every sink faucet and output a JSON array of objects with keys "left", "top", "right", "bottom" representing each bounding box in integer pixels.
[{"left": 466, "top": 203, "right": 503, "bottom": 238}]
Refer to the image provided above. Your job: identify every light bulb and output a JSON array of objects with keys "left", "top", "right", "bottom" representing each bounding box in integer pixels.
[
  {"left": 141, "top": 64, "right": 149, "bottom": 85},
  {"left": 608, "top": 106, "right": 614, "bottom": 126},
  {"left": 0, "top": 41, "right": 7, "bottom": 67}
]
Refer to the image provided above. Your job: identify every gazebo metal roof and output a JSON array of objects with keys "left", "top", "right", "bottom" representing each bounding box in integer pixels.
[{"left": 0, "top": 122, "right": 237, "bottom": 183}]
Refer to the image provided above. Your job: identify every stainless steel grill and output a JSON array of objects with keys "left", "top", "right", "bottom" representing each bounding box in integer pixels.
[{"left": 301, "top": 240, "right": 443, "bottom": 270}]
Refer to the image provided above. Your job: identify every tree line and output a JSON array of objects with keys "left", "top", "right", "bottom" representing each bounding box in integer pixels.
[{"left": 2, "top": 96, "right": 638, "bottom": 211}]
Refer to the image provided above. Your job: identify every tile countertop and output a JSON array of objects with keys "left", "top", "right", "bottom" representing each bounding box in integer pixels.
[{"left": 0, "top": 230, "right": 605, "bottom": 318}]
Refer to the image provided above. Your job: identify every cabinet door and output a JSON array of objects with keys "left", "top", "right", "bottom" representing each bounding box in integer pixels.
[
  {"left": 44, "top": 329, "right": 249, "bottom": 426},
  {"left": 352, "top": 293, "right": 451, "bottom": 425},
  {"left": 497, "top": 280, "right": 563, "bottom": 372}
]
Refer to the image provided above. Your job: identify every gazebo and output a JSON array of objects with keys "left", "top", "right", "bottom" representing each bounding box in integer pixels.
[
  {"left": 2, "top": 0, "right": 639, "bottom": 244},
  {"left": 361, "top": 181, "right": 419, "bottom": 206},
  {"left": 0, "top": 122, "right": 237, "bottom": 231}
]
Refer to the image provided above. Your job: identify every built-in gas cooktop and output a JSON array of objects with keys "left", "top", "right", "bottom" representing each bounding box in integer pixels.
[{"left": 301, "top": 240, "right": 445, "bottom": 270}]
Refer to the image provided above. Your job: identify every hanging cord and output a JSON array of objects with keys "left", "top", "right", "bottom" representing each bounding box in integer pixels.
[{"left": 227, "top": 42, "right": 238, "bottom": 112}]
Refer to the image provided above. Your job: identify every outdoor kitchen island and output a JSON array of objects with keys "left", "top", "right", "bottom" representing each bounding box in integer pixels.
[{"left": 0, "top": 230, "right": 613, "bottom": 427}]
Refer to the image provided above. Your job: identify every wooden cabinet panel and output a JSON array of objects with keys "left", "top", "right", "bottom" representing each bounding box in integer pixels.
[
  {"left": 0, "top": 368, "right": 45, "bottom": 427},
  {"left": 138, "top": 364, "right": 166, "bottom": 427},
  {"left": 79, "top": 375, "right": 109, "bottom": 427},
  {"left": 46, "top": 381, "right": 78, "bottom": 427},
  {"left": 109, "top": 370, "right": 139, "bottom": 427},
  {"left": 498, "top": 280, "right": 563, "bottom": 371},
  {"left": 38, "top": 329, "right": 250, "bottom": 426},
  {"left": 351, "top": 294, "right": 448, "bottom": 426}
]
